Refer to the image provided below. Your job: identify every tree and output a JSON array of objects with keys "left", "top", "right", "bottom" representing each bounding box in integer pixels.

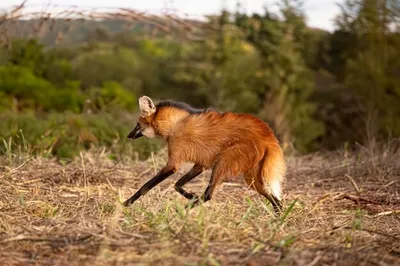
[
  {"left": 236, "top": 1, "right": 325, "bottom": 153},
  {"left": 164, "top": 11, "right": 262, "bottom": 112},
  {"left": 337, "top": 0, "right": 400, "bottom": 143}
]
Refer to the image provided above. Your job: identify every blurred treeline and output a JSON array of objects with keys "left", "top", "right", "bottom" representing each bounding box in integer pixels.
[{"left": 0, "top": 0, "right": 399, "bottom": 160}]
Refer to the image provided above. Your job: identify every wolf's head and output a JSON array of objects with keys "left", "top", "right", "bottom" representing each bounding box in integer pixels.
[{"left": 127, "top": 96, "right": 157, "bottom": 139}]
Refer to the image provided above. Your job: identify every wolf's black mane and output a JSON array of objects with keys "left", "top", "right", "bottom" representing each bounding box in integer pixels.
[{"left": 156, "top": 100, "right": 214, "bottom": 114}]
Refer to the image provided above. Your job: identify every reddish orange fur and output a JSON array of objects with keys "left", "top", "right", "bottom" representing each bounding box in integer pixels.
[{"left": 138, "top": 104, "right": 286, "bottom": 208}]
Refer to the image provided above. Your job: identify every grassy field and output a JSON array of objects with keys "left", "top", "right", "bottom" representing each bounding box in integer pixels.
[{"left": 0, "top": 145, "right": 399, "bottom": 266}]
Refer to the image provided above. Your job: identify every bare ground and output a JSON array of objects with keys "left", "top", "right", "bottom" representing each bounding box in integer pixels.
[{"left": 0, "top": 148, "right": 399, "bottom": 266}]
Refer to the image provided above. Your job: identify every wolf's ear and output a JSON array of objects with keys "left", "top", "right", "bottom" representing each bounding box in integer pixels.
[{"left": 139, "top": 96, "right": 156, "bottom": 117}]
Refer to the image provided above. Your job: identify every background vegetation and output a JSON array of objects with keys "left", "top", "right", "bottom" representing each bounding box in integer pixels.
[{"left": 1, "top": 0, "right": 399, "bottom": 160}]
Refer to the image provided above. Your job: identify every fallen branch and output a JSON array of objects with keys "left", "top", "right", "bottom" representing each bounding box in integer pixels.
[
  {"left": 374, "top": 210, "right": 400, "bottom": 217},
  {"left": 1, "top": 233, "right": 93, "bottom": 244},
  {"left": 345, "top": 174, "right": 361, "bottom": 194},
  {"left": 311, "top": 193, "right": 332, "bottom": 212},
  {"left": 333, "top": 193, "right": 379, "bottom": 205},
  {"left": 0, "top": 158, "right": 32, "bottom": 179}
]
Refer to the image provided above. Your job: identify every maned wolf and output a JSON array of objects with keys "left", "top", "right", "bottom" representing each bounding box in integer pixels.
[{"left": 123, "top": 96, "right": 286, "bottom": 213}]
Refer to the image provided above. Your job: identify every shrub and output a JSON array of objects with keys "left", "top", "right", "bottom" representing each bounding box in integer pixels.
[{"left": 0, "top": 112, "right": 164, "bottom": 160}]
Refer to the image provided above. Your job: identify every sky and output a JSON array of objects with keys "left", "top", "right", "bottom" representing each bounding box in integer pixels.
[{"left": 2, "top": 0, "right": 342, "bottom": 32}]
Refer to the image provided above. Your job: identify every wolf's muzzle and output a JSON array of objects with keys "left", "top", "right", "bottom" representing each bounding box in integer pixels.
[{"left": 127, "top": 124, "right": 143, "bottom": 139}]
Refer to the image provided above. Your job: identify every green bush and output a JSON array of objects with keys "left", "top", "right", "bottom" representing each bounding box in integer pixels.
[
  {"left": 90, "top": 81, "right": 137, "bottom": 112},
  {"left": 0, "top": 112, "right": 164, "bottom": 160},
  {"left": 50, "top": 81, "right": 84, "bottom": 113},
  {"left": 0, "top": 65, "right": 55, "bottom": 110},
  {"left": 0, "top": 66, "right": 84, "bottom": 113}
]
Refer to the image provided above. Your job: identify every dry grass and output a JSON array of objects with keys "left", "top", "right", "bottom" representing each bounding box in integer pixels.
[{"left": 0, "top": 146, "right": 399, "bottom": 266}]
